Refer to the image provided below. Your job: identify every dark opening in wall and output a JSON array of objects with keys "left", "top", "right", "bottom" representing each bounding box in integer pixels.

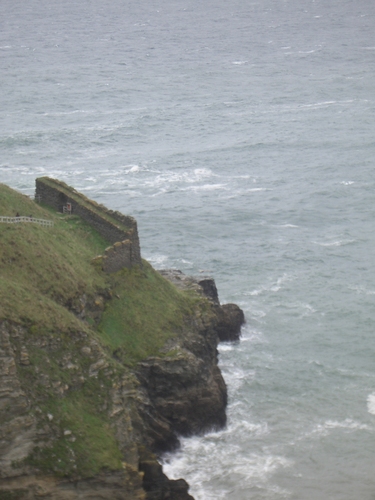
[{"left": 58, "top": 192, "right": 67, "bottom": 212}]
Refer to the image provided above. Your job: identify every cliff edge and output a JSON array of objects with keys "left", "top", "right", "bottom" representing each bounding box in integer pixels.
[{"left": 0, "top": 181, "right": 244, "bottom": 500}]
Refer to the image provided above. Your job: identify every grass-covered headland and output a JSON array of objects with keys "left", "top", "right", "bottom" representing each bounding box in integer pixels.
[{"left": 0, "top": 183, "right": 202, "bottom": 482}]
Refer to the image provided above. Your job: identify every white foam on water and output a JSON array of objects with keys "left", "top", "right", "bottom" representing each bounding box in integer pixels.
[
  {"left": 323, "top": 419, "right": 370, "bottom": 431},
  {"left": 144, "top": 254, "right": 170, "bottom": 268},
  {"left": 43, "top": 109, "right": 90, "bottom": 116},
  {"left": 163, "top": 431, "right": 291, "bottom": 500},
  {"left": 185, "top": 183, "right": 228, "bottom": 192},
  {"left": 246, "top": 288, "right": 263, "bottom": 296},
  {"left": 270, "top": 273, "right": 293, "bottom": 292},
  {"left": 240, "top": 326, "right": 268, "bottom": 344},
  {"left": 150, "top": 188, "right": 168, "bottom": 197},
  {"left": 218, "top": 343, "right": 235, "bottom": 352},
  {"left": 308, "top": 359, "right": 323, "bottom": 367},
  {"left": 244, "top": 274, "right": 292, "bottom": 297},
  {"left": 227, "top": 173, "right": 253, "bottom": 179},
  {"left": 124, "top": 164, "right": 142, "bottom": 173},
  {"left": 277, "top": 224, "right": 299, "bottom": 228},
  {"left": 220, "top": 366, "right": 250, "bottom": 392},
  {"left": 274, "top": 300, "right": 317, "bottom": 318},
  {"left": 232, "top": 60, "right": 247, "bottom": 65},
  {"left": 367, "top": 393, "right": 375, "bottom": 415},
  {"left": 300, "top": 419, "right": 370, "bottom": 440},
  {"left": 299, "top": 302, "right": 316, "bottom": 316},
  {"left": 313, "top": 239, "right": 355, "bottom": 247},
  {"left": 3, "top": 143, "right": 31, "bottom": 157},
  {"left": 340, "top": 180, "right": 354, "bottom": 185},
  {"left": 350, "top": 285, "right": 375, "bottom": 296},
  {"left": 246, "top": 187, "right": 268, "bottom": 192},
  {"left": 297, "top": 100, "right": 337, "bottom": 109},
  {"left": 142, "top": 167, "right": 215, "bottom": 192},
  {"left": 226, "top": 418, "right": 269, "bottom": 438},
  {"left": 176, "top": 258, "right": 193, "bottom": 266}
]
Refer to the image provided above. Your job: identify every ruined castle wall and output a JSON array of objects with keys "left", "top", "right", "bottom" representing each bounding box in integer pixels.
[
  {"left": 102, "top": 240, "right": 133, "bottom": 273},
  {"left": 35, "top": 178, "right": 141, "bottom": 268}
]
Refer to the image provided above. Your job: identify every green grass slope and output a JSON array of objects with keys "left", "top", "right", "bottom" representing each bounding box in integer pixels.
[{"left": 0, "top": 183, "right": 109, "bottom": 332}]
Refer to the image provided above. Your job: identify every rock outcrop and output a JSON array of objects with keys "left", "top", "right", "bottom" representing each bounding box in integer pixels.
[
  {"left": 0, "top": 271, "right": 244, "bottom": 499},
  {"left": 137, "top": 270, "right": 244, "bottom": 446},
  {"left": 158, "top": 269, "right": 245, "bottom": 342}
]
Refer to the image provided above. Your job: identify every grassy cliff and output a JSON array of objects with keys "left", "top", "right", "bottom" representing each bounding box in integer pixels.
[{"left": 0, "top": 183, "right": 200, "bottom": 483}]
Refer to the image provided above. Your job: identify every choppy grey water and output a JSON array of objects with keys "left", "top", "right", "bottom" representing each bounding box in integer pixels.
[{"left": 2, "top": 0, "right": 375, "bottom": 498}]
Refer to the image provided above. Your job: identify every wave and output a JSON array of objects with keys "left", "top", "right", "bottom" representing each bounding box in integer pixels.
[
  {"left": 162, "top": 430, "right": 292, "bottom": 500},
  {"left": 144, "top": 254, "right": 170, "bottom": 268},
  {"left": 123, "top": 164, "right": 142, "bottom": 173},
  {"left": 299, "top": 419, "right": 371, "bottom": 441},
  {"left": 277, "top": 223, "right": 299, "bottom": 228},
  {"left": 226, "top": 419, "right": 269, "bottom": 438},
  {"left": 183, "top": 183, "right": 228, "bottom": 192},
  {"left": 350, "top": 285, "right": 375, "bottom": 296},
  {"left": 42, "top": 109, "right": 91, "bottom": 117},
  {"left": 138, "top": 167, "right": 216, "bottom": 192},
  {"left": 313, "top": 239, "right": 355, "bottom": 247},
  {"left": 242, "top": 326, "right": 268, "bottom": 343},
  {"left": 245, "top": 273, "right": 293, "bottom": 297},
  {"left": 220, "top": 366, "right": 250, "bottom": 392}
]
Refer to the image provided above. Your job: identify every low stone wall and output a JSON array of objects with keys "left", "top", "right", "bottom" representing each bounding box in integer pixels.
[{"left": 35, "top": 177, "right": 141, "bottom": 269}]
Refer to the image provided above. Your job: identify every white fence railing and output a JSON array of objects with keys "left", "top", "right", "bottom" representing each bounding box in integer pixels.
[{"left": 0, "top": 216, "right": 54, "bottom": 227}]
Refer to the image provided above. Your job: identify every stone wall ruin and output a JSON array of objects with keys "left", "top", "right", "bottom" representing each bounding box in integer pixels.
[{"left": 35, "top": 177, "right": 142, "bottom": 272}]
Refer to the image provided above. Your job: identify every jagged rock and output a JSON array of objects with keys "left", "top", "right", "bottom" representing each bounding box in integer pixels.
[
  {"left": 135, "top": 271, "right": 244, "bottom": 454},
  {"left": 157, "top": 270, "right": 245, "bottom": 340},
  {"left": 216, "top": 303, "right": 245, "bottom": 342},
  {"left": 132, "top": 294, "right": 233, "bottom": 496},
  {"left": 139, "top": 458, "right": 194, "bottom": 500},
  {"left": 137, "top": 353, "right": 227, "bottom": 441},
  {"left": 196, "top": 277, "right": 220, "bottom": 305}
]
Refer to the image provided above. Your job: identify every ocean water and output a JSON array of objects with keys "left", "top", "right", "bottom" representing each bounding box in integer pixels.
[{"left": 1, "top": 0, "right": 375, "bottom": 498}]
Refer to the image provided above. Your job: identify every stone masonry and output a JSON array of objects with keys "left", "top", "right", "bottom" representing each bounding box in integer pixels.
[
  {"left": 102, "top": 240, "right": 133, "bottom": 273},
  {"left": 35, "top": 177, "right": 142, "bottom": 272}
]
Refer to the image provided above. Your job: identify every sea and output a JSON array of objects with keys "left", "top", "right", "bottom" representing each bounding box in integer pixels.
[{"left": 1, "top": 0, "right": 375, "bottom": 498}]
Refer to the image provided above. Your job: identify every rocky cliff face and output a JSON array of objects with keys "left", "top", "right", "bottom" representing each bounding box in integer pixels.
[
  {"left": 138, "top": 270, "right": 244, "bottom": 444},
  {"left": 135, "top": 270, "right": 244, "bottom": 499},
  {"left": 0, "top": 270, "right": 244, "bottom": 500},
  {"left": 0, "top": 320, "right": 145, "bottom": 499}
]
